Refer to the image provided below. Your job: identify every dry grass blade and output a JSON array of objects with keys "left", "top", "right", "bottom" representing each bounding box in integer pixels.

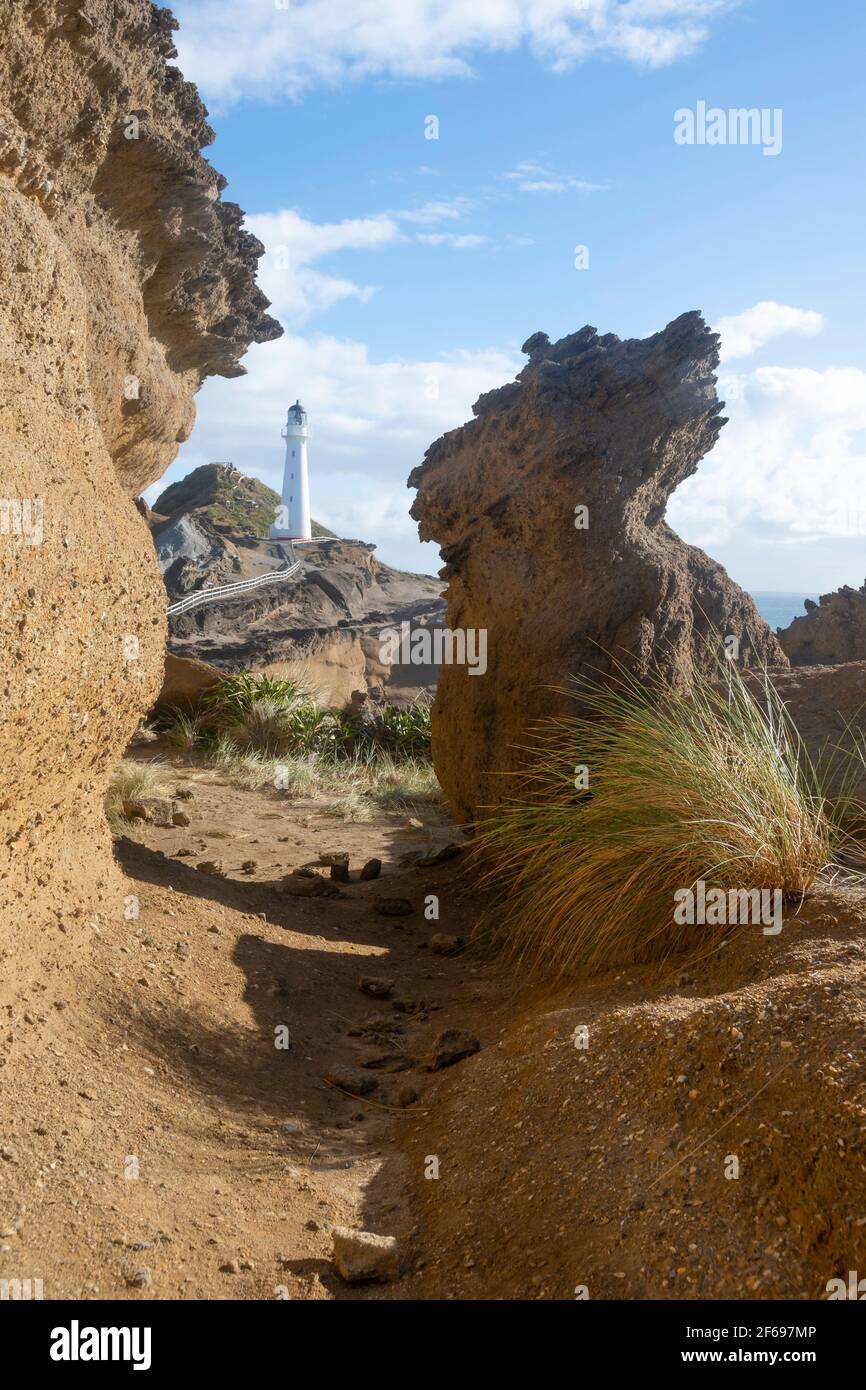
[{"left": 473, "top": 656, "right": 866, "bottom": 980}]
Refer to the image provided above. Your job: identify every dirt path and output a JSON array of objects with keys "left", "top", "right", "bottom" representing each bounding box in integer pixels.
[{"left": 0, "top": 749, "right": 498, "bottom": 1300}]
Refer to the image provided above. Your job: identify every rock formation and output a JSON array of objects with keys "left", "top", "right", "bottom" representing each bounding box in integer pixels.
[
  {"left": 144, "top": 463, "right": 445, "bottom": 707},
  {"left": 410, "top": 312, "right": 787, "bottom": 822},
  {"left": 778, "top": 582, "right": 866, "bottom": 666},
  {"left": 0, "top": 0, "right": 279, "bottom": 939}
]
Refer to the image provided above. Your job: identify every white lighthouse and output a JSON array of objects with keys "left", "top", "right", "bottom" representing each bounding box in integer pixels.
[{"left": 270, "top": 399, "right": 312, "bottom": 541}]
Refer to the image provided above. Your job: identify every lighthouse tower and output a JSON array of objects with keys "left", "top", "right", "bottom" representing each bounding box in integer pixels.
[{"left": 270, "top": 400, "right": 312, "bottom": 541}]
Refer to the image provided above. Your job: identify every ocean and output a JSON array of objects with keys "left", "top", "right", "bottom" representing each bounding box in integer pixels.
[{"left": 749, "top": 591, "right": 819, "bottom": 632}]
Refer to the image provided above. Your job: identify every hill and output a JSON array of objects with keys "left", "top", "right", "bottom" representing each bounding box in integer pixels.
[{"left": 153, "top": 462, "right": 337, "bottom": 539}]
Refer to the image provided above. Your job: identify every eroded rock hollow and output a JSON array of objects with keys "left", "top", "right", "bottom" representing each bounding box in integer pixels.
[
  {"left": 0, "top": 0, "right": 280, "bottom": 939},
  {"left": 410, "top": 312, "right": 787, "bottom": 823}
]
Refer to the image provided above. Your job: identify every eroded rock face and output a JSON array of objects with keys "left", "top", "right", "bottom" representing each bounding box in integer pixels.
[
  {"left": 0, "top": 0, "right": 279, "bottom": 941},
  {"left": 410, "top": 313, "right": 787, "bottom": 822},
  {"left": 778, "top": 583, "right": 866, "bottom": 666}
]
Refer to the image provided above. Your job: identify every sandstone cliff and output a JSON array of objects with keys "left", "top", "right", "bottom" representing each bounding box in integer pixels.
[
  {"left": 0, "top": 0, "right": 279, "bottom": 940},
  {"left": 778, "top": 582, "right": 866, "bottom": 666},
  {"left": 410, "top": 312, "right": 787, "bottom": 823}
]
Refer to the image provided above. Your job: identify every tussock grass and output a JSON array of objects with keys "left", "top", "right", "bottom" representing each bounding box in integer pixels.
[
  {"left": 105, "top": 758, "right": 170, "bottom": 834},
  {"left": 369, "top": 757, "right": 443, "bottom": 813},
  {"left": 162, "top": 710, "right": 204, "bottom": 752},
  {"left": 474, "top": 659, "right": 864, "bottom": 980},
  {"left": 318, "top": 792, "right": 374, "bottom": 823}
]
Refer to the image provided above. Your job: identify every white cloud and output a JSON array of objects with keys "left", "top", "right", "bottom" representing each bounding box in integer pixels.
[
  {"left": 502, "top": 161, "right": 608, "bottom": 194},
  {"left": 714, "top": 301, "right": 825, "bottom": 362},
  {"left": 247, "top": 203, "right": 492, "bottom": 323},
  {"left": 417, "top": 232, "right": 487, "bottom": 249},
  {"left": 246, "top": 209, "right": 400, "bottom": 323},
  {"left": 172, "top": 0, "right": 740, "bottom": 107},
  {"left": 396, "top": 199, "right": 473, "bottom": 225},
  {"left": 668, "top": 363, "right": 866, "bottom": 551}
]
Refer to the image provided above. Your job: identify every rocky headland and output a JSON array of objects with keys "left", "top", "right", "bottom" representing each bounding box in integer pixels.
[{"left": 146, "top": 462, "right": 445, "bottom": 708}]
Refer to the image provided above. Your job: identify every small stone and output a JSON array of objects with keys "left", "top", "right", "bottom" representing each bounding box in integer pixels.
[
  {"left": 241, "top": 860, "right": 257, "bottom": 874},
  {"left": 430, "top": 933, "right": 464, "bottom": 956},
  {"left": 359, "top": 976, "right": 395, "bottom": 999},
  {"left": 324, "top": 1065, "right": 377, "bottom": 1097},
  {"left": 281, "top": 872, "right": 340, "bottom": 899},
  {"left": 416, "top": 843, "right": 463, "bottom": 867},
  {"left": 385, "top": 1083, "right": 418, "bottom": 1109},
  {"left": 426, "top": 1029, "right": 480, "bottom": 1071},
  {"left": 196, "top": 860, "right": 223, "bottom": 876},
  {"left": 374, "top": 897, "right": 413, "bottom": 917},
  {"left": 220, "top": 1259, "right": 241, "bottom": 1274},
  {"left": 332, "top": 1228, "right": 402, "bottom": 1283},
  {"left": 330, "top": 861, "right": 351, "bottom": 883},
  {"left": 127, "top": 797, "right": 176, "bottom": 828},
  {"left": 360, "top": 1052, "right": 411, "bottom": 1072},
  {"left": 360, "top": 858, "right": 381, "bottom": 881},
  {"left": 126, "top": 1268, "right": 152, "bottom": 1289},
  {"left": 172, "top": 811, "right": 191, "bottom": 827},
  {"left": 207, "top": 924, "right": 223, "bottom": 934}
]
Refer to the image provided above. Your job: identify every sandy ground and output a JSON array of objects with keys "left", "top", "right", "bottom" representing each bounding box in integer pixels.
[
  {"left": 0, "top": 747, "right": 494, "bottom": 1301},
  {"left": 5, "top": 747, "right": 866, "bottom": 1302}
]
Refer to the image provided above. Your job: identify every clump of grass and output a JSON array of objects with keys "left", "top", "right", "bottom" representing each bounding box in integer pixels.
[
  {"left": 368, "top": 756, "right": 444, "bottom": 814},
  {"left": 318, "top": 791, "right": 374, "bottom": 823},
  {"left": 163, "top": 709, "right": 205, "bottom": 752},
  {"left": 474, "top": 659, "right": 862, "bottom": 980},
  {"left": 169, "top": 670, "right": 432, "bottom": 763},
  {"left": 224, "top": 696, "right": 295, "bottom": 755},
  {"left": 105, "top": 759, "right": 170, "bottom": 833},
  {"left": 207, "top": 737, "right": 286, "bottom": 791}
]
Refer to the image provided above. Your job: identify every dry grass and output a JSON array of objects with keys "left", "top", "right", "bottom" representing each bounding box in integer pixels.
[
  {"left": 199, "top": 740, "right": 443, "bottom": 820},
  {"left": 474, "top": 659, "right": 864, "bottom": 980},
  {"left": 105, "top": 758, "right": 171, "bottom": 834},
  {"left": 318, "top": 792, "right": 375, "bottom": 823}
]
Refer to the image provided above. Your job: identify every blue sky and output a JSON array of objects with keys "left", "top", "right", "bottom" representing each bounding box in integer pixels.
[{"left": 153, "top": 0, "right": 866, "bottom": 597}]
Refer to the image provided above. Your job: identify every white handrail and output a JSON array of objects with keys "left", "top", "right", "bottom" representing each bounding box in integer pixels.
[{"left": 167, "top": 558, "right": 301, "bottom": 617}]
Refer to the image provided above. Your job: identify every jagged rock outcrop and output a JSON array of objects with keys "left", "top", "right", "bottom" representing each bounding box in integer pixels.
[
  {"left": 0, "top": 0, "right": 280, "bottom": 939},
  {"left": 778, "top": 582, "right": 866, "bottom": 666},
  {"left": 410, "top": 312, "right": 787, "bottom": 822}
]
